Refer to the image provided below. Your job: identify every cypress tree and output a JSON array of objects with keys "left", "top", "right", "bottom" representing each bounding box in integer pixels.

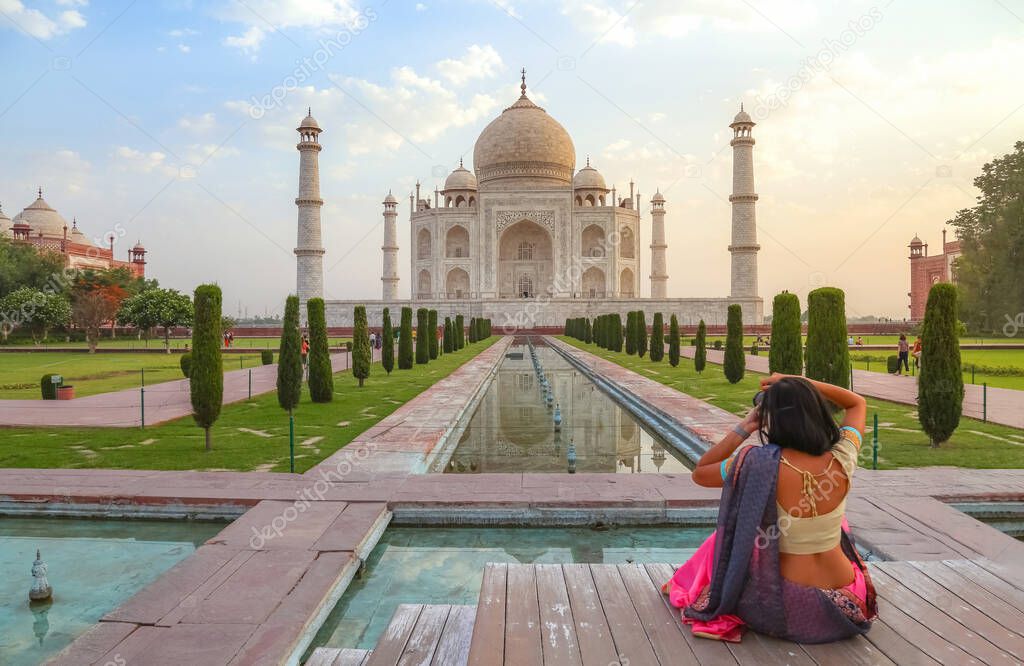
[
  {"left": 611, "top": 313, "right": 624, "bottom": 352},
  {"left": 650, "top": 313, "right": 664, "bottom": 361},
  {"left": 398, "top": 306, "right": 414, "bottom": 369},
  {"left": 456, "top": 314, "right": 465, "bottom": 349},
  {"left": 443, "top": 316, "right": 453, "bottom": 353},
  {"left": 668, "top": 314, "right": 680, "bottom": 367},
  {"left": 625, "top": 312, "right": 637, "bottom": 355},
  {"left": 584, "top": 317, "right": 592, "bottom": 343},
  {"left": 381, "top": 307, "right": 394, "bottom": 374},
  {"left": 918, "top": 283, "right": 963, "bottom": 447},
  {"left": 307, "top": 298, "right": 333, "bottom": 401},
  {"left": 428, "top": 309, "right": 439, "bottom": 359},
  {"left": 694, "top": 319, "right": 707, "bottom": 373},
  {"left": 637, "top": 310, "right": 648, "bottom": 358},
  {"left": 806, "top": 287, "right": 850, "bottom": 388},
  {"left": 190, "top": 284, "right": 223, "bottom": 452},
  {"left": 565, "top": 318, "right": 571, "bottom": 336},
  {"left": 415, "top": 308, "right": 429, "bottom": 364},
  {"left": 769, "top": 291, "right": 803, "bottom": 375},
  {"left": 352, "top": 305, "right": 371, "bottom": 387},
  {"left": 724, "top": 304, "right": 745, "bottom": 384},
  {"left": 277, "top": 295, "right": 302, "bottom": 470}
]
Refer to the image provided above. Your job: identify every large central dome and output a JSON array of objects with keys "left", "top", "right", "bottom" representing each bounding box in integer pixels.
[{"left": 472, "top": 81, "right": 575, "bottom": 188}]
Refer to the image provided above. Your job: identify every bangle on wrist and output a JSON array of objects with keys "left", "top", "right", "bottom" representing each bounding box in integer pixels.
[{"left": 732, "top": 424, "right": 751, "bottom": 440}]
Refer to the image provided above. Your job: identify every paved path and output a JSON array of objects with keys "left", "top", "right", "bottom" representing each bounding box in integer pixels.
[
  {"left": 0, "top": 350, "right": 377, "bottom": 428},
  {"left": 681, "top": 346, "right": 1024, "bottom": 429}
]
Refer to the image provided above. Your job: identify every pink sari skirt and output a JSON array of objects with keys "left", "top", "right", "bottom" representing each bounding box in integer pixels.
[{"left": 662, "top": 529, "right": 870, "bottom": 642}]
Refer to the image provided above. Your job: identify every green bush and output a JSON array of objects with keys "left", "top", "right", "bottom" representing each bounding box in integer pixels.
[
  {"left": 307, "top": 298, "right": 333, "bottom": 401},
  {"left": 381, "top": 308, "right": 394, "bottom": 374},
  {"left": 261, "top": 350, "right": 274, "bottom": 365},
  {"left": 179, "top": 353, "right": 193, "bottom": 378},
  {"left": 637, "top": 311, "right": 648, "bottom": 358},
  {"left": 769, "top": 291, "right": 803, "bottom": 375},
  {"left": 694, "top": 320, "right": 707, "bottom": 373},
  {"left": 443, "top": 316, "right": 453, "bottom": 354},
  {"left": 399, "top": 307, "right": 414, "bottom": 369},
  {"left": 352, "top": 305, "right": 371, "bottom": 388},
  {"left": 416, "top": 308, "right": 429, "bottom": 364},
  {"left": 668, "top": 315, "right": 680, "bottom": 367},
  {"left": 276, "top": 295, "right": 303, "bottom": 413},
  {"left": 918, "top": 283, "right": 963, "bottom": 446},
  {"left": 650, "top": 313, "right": 664, "bottom": 362},
  {"left": 723, "top": 304, "right": 745, "bottom": 384},
  {"left": 625, "top": 312, "right": 637, "bottom": 355},
  {"left": 345, "top": 341, "right": 353, "bottom": 352},
  {"left": 806, "top": 287, "right": 850, "bottom": 388},
  {"left": 428, "top": 310, "right": 439, "bottom": 359},
  {"left": 191, "top": 285, "right": 224, "bottom": 452},
  {"left": 713, "top": 339, "right": 722, "bottom": 350},
  {"left": 40, "top": 373, "right": 61, "bottom": 400},
  {"left": 455, "top": 314, "right": 465, "bottom": 350},
  {"left": 886, "top": 355, "right": 899, "bottom": 374}
]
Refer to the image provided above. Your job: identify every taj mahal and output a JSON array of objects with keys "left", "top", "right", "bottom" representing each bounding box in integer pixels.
[{"left": 295, "top": 73, "right": 763, "bottom": 328}]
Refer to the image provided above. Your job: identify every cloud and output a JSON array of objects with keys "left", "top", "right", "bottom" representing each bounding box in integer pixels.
[
  {"left": 177, "top": 43, "right": 191, "bottom": 53},
  {"left": 217, "top": 0, "right": 360, "bottom": 53},
  {"left": 178, "top": 112, "right": 217, "bottom": 133},
  {"left": 0, "top": 0, "right": 88, "bottom": 39},
  {"left": 436, "top": 44, "right": 504, "bottom": 86},
  {"left": 114, "top": 146, "right": 174, "bottom": 175},
  {"left": 223, "top": 25, "right": 265, "bottom": 54}
]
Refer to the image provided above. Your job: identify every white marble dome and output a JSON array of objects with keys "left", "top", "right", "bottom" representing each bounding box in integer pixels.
[
  {"left": 444, "top": 163, "right": 478, "bottom": 191},
  {"left": 573, "top": 162, "right": 607, "bottom": 191},
  {"left": 473, "top": 90, "right": 575, "bottom": 187},
  {"left": 12, "top": 193, "right": 70, "bottom": 238}
]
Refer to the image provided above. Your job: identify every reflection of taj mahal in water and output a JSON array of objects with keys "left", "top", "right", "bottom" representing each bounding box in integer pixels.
[{"left": 296, "top": 72, "right": 763, "bottom": 327}]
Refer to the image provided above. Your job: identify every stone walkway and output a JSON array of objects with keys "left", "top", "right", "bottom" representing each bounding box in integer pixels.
[
  {"left": 681, "top": 346, "right": 1024, "bottom": 429},
  {"left": 0, "top": 350, "right": 376, "bottom": 428},
  {"left": 1, "top": 336, "right": 1020, "bottom": 665}
]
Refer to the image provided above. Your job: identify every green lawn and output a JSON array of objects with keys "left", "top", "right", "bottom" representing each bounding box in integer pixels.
[
  {"left": 850, "top": 349, "right": 1024, "bottom": 391},
  {"left": 0, "top": 338, "right": 498, "bottom": 472},
  {"left": 560, "top": 337, "right": 1024, "bottom": 470},
  {"left": 0, "top": 352, "right": 274, "bottom": 399},
  {"left": 0, "top": 336, "right": 351, "bottom": 351}
]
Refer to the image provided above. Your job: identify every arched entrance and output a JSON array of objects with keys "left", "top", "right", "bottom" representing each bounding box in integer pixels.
[
  {"left": 581, "top": 266, "right": 605, "bottom": 298},
  {"left": 417, "top": 269, "right": 432, "bottom": 298},
  {"left": 446, "top": 267, "right": 470, "bottom": 298},
  {"left": 498, "top": 219, "right": 552, "bottom": 298},
  {"left": 581, "top": 224, "right": 605, "bottom": 257},
  {"left": 620, "top": 267, "right": 634, "bottom": 297},
  {"left": 446, "top": 225, "right": 469, "bottom": 258},
  {"left": 417, "top": 228, "right": 432, "bottom": 260}
]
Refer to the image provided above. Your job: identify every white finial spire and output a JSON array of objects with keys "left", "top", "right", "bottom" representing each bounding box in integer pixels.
[{"left": 520, "top": 68, "right": 527, "bottom": 96}]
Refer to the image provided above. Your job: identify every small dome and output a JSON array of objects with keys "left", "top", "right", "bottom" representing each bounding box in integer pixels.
[
  {"left": 573, "top": 161, "right": 607, "bottom": 191},
  {"left": 12, "top": 190, "right": 71, "bottom": 238},
  {"left": 298, "top": 108, "right": 321, "bottom": 131},
  {"left": 132, "top": 241, "right": 146, "bottom": 251},
  {"left": 651, "top": 190, "right": 665, "bottom": 203},
  {"left": 731, "top": 104, "right": 753, "bottom": 125},
  {"left": 910, "top": 234, "right": 923, "bottom": 246},
  {"left": 383, "top": 191, "right": 398, "bottom": 204},
  {"left": 443, "top": 163, "right": 478, "bottom": 191}
]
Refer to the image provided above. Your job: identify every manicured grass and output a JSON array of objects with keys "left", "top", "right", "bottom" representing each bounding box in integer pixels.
[
  {"left": 0, "top": 336, "right": 352, "bottom": 351},
  {"left": 560, "top": 337, "right": 1024, "bottom": 470},
  {"left": 850, "top": 349, "right": 1024, "bottom": 391},
  {"left": 0, "top": 352, "right": 275, "bottom": 399},
  {"left": 0, "top": 338, "right": 497, "bottom": 472}
]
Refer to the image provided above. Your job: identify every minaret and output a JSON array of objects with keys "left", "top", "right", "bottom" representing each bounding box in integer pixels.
[
  {"left": 295, "top": 109, "right": 325, "bottom": 316},
  {"left": 729, "top": 104, "right": 760, "bottom": 299},
  {"left": 649, "top": 190, "right": 668, "bottom": 298},
  {"left": 381, "top": 191, "right": 399, "bottom": 300}
]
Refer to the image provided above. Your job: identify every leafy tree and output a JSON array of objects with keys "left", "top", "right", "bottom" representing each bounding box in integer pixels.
[
  {"left": 769, "top": 291, "right": 803, "bottom": 375},
  {"left": 724, "top": 305, "right": 745, "bottom": 384},
  {"left": 455, "top": 314, "right": 465, "bottom": 349},
  {"left": 415, "top": 308, "right": 429, "bottom": 364},
  {"left": 0, "top": 237, "right": 66, "bottom": 297},
  {"left": 221, "top": 315, "right": 237, "bottom": 334},
  {"left": 398, "top": 306, "right": 414, "bottom": 369},
  {"left": 381, "top": 307, "right": 394, "bottom": 374},
  {"left": 637, "top": 311, "right": 648, "bottom": 358},
  {"left": 948, "top": 141, "right": 1024, "bottom": 332},
  {"left": 428, "top": 310, "right": 439, "bottom": 359},
  {"left": 190, "top": 285, "right": 223, "bottom": 452},
  {"left": 117, "top": 287, "right": 193, "bottom": 352},
  {"left": 650, "top": 313, "right": 664, "bottom": 361},
  {"left": 277, "top": 295, "right": 303, "bottom": 411},
  {"left": 70, "top": 275, "right": 127, "bottom": 352},
  {"left": 306, "top": 298, "right": 333, "bottom": 400},
  {"left": 694, "top": 319, "right": 707, "bottom": 373},
  {"left": 668, "top": 314, "right": 680, "bottom": 367},
  {"left": 918, "top": 284, "right": 964, "bottom": 446},
  {"left": 351, "top": 305, "right": 371, "bottom": 388},
  {"left": 806, "top": 287, "right": 850, "bottom": 388},
  {"left": 0, "top": 287, "right": 70, "bottom": 343}
]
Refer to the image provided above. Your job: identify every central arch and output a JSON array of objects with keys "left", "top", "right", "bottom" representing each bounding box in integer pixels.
[
  {"left": 446, "top": 225, "right": 469, "bottom": 258},
  {"left": 446, "top": 267, "right": 470, "bottom": 298},
  {"left": 581, "top": 224, "right": 605, "bottom": 257},
  {"left": 498, "top": 219, "right": 553, "bottom": 298},
  {"left": 619, "top": 267, "right": 635, "bottom": 297},
  {"left": 582, "top": 266, "right": 605, "bottom": 298},
  {"left": 417, "top": 269, "right": 432, "bottom": 298}
]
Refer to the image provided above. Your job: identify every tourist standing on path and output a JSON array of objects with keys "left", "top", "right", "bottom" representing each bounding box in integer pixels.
[
  {"left": 301, "top": 334, "right": 310, "bottom": 377},
  {"left": 896, "top": 334, "right": 910, "bottom": 375},
  {"left": 912, "top": 335, "right": 923, "bottom": 369}
]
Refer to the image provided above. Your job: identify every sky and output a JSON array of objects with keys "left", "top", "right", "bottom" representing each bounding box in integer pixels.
[{"left": 0, "top": 0, "right": 1021, "bottom": 320}]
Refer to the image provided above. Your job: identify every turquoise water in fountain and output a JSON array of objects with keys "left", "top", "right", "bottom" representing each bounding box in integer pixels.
[
  {"left": 309, "top": 525, "right": 712, "bottom": 653},
  {"left": 0, "top": 516, "right": 225, "bottom": 666},
  {"left": 440, "top": 344, "right": 693, "bottom": 474}
]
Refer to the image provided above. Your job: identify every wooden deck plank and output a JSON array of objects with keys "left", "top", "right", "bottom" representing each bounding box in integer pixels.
[
  {"left": 643, "top": 562, "right": 737, "bottom": 666},
  {"left": 880, "top": 562, "right": 1024, "bottom": 660},
  {"left": 798, "top": 635, "right": 895, "bottom": 666},
  {"left": 432, "top": 605, "right": 475, "bottom": 666},
  {"left": 535, "top": 563, "right": 583, "bottom": 665},
  {"left": 397, "top": 605, "right": 451, "bottom": 666},
  {"left": 862, "top": 617, "right": 941, "bottom": 666},
  {"left": 468, "top": 563, "right": 506, "bottom": 666},
  {"left": 725, "top": 630, "right": 815, "bottom": 666},
  {"left": 976, "top": 557, "right": 1024, "bottom": 590},
  {"left": 616, "top": 563, "right": 700, "bottom": 664},
  {"left": 871, "top": 566, "right": 1002, "bottom": 665},
  {"left": 869, "top": 589, "right": 979, "bottom": 665},
  {"left": 366, "top": 604, "right": 422, "bottom": 666},
  {"left": 911, "top": 561, "right": 1024, "bottom": 635},
  {"left": 561, "top": 564, "right": 621, "bottom": 666},
  {"left": 944, "top": 560, "right": 1024, "bottom": 615},
  {"left": 504, "top": 564, "right": 544, "bottom": 665},
  {"left": 338, "top": 649, "right": 373, "bottom": 666},
  {"left": 589, "top": 564, "right": 659, "bottom": 666},
  {"left": 305, "top": 648, "right": 341, "bottom": 666}
]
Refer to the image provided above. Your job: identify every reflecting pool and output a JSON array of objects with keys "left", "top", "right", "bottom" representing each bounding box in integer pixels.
[
  {"left": 308, "top": 525, "right": 710, "bottom": 653},
  {"left": 0, "top": 516, "right": 225, "bottom": 666},
  {"left": 439, "top": 344, "right": 692, "bottom": 474}
]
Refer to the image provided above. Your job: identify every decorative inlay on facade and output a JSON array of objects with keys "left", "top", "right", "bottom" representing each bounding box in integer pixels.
[{"left": 495, "top": 210, "right": 555, "bottom": 233}]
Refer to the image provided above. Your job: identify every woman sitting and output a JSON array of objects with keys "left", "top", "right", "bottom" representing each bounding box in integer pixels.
[{"left": 663, "top": 373, "right": 877, "bottom": 643}]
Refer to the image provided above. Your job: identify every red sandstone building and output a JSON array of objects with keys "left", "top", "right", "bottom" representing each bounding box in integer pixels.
[
  {"left": 908, "top": 229, "right": 960, "bottom": 321},
  {"left": 0, "top": 189, "right": 146, "bottom": 277}
]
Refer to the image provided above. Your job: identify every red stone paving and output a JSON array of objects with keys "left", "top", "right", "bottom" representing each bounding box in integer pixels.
[
  {"left": 680, "top": 345, "right": 1024, "bottom": 429},
  {"left": 7, "top": 335, "right": 1021, "bottom": 665},
  {"left": 0, "top": 350, "right": 378, "bottom": 428}
]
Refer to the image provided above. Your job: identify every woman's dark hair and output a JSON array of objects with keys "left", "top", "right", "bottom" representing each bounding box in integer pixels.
[{"left": 757, "top": 377, "right": 840, "bottom": 455}]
